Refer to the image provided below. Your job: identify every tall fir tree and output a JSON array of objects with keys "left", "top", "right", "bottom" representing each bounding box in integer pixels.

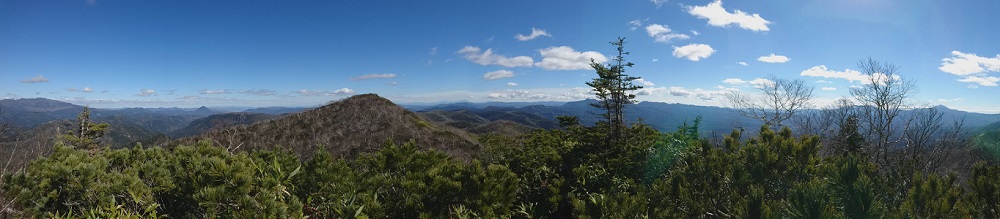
[
  {"left": 62, "top": 106, "right": 109, "bottom": 151},
  {"left": 586, "top": 37, "right": 643, "bottom": 146}
]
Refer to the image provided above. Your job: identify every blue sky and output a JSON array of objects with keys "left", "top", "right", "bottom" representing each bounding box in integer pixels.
[{"left": 2, "top": 0, "right": 999, "bottom": 113}]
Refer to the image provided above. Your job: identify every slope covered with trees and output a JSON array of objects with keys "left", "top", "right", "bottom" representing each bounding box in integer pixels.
[{"left": 170, "top": 94, "right": 481, "bottom": 160}]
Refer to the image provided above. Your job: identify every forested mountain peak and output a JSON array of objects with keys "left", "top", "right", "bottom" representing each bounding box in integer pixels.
[{"left": 171, "top": 93, "right": 480, "bottom": 160}]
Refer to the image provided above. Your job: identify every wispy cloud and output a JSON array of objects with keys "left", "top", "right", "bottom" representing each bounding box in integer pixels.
[
  {"left": 296, "top": 89, "right": 325, "bottom": 96},
  {"left": 757, "top": 53, "right": 790, "bottom": 63},
  {"left": 483, "top": 70, "right": 515, "bottom": 80},
  {"left": 82, "top": 87, "right": 93, "bottom": 93},
  {"left": 666, "top": 86, "right": 738, "bottom": 101},
  {"left": 739, "top": 62, "right": 748, "bottom": 66},
  {"left": 515, "top": 28, "right": 552, "bottom": 41},
  {"left": 800, "top": 65, "right": 866, "bottom": 83},
  {"left": 687, "top": 0, "right": 771, "bottom": 32},
  {"left": 628, "top": 18, "right": 647, "bottom": 31},
  {"left": 21, "top": 75, "right": 49, "bottom": 83},
  {"left": 506, "top": 82, "right": 519, "bottom": 87},
  {"left": 350, "top": 73, "right": 397, "bottom": 80},
  {"left": 536, "top": 46, "right": 607, "bottom": 70},
  {"left": 672, "top": 44, "right": 715, "bottom": 61},
  {"left": 722, "top": 78, "right": 774, "bottom": 87},
  {"left": 939, "top": 51, "right": 1000, "bottom": 86},
  {"left": 457, "top": 46, "right": 534, "bottom": 68},
  {"left": 239, "top": 89, "right": 276, "bottom": 96},
  {"left": 200, "top": 89, "right": 231, "bottom": 95},
  {"left": 821, "top": 87, "right": 837, "bottom": 91},
  {"left": 800, "top": 65, "right": 899, "bottom": 85},
  {"left": 487, "top": 89, "right": 549, "bottom": 100},
  {"left": 136, "top": 89, "right": 157, "bottom": 97},
  {"left": 937, "top": 98, "right": 965, "bottom": 102},
  {"left": 958, "top": 76, "right": 999, "bottom": 86},
  {"left": 297, "top": 88, "right": 354, "bottom": 96},
  {"left": 331, "top": 88, "right": 355, "bottom": 95},
  {"left": 634, "top": 78, "right": 655, "bottom": 86},
  {"left": 646, "top": 24, "right": 690, "bottom": 43},
  {"left": 650, "top": 0, "right": 667, "bottom": 8}
]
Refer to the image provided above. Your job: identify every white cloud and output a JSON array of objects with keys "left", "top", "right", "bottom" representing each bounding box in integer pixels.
[
  {"left": 652, "top": 58, "right": 659, "bottom": 62},
  {"left": 816, "top": 80, "right": 832, "bottom": 83},
  {"left": 957, "top": 75, "right": 1000, "bottom": 86},
  {"left": 515, "top": 28, "right": 552, "bottom": 41},
  {"left": 650, "top": 0, "right": 667, "bottom": 8},
  {"left": 536, "top": 46, "right": 607, "bottom": 70},
  {"left": 757, "top": 53, "right": 790, "bottom": 63},
  {"left": 483, "top": 70, "right": 515, "bottom": 80},
  {"left": 457, "top": 46, "right": 534, "bottom": 68},
  {"left": 82, "top": 87, "right": 93, "bottom": 93},
  {"left": 239, "top": 89, "right": 276, "bottom": 96},
  {"left": 506, "top": 82, "right": 519, "bottom": 87},
  {"left": 968, "top": 84, "right": 979, "bottom": 89},
  {"left": 646, "top": 24, "right": 690, "bottom": 43},
  {"left": 297, "top": 89, "right": 325, "bottom": 96},
  {"left": 331, "top": 88, "right": 355, "bottom": 95},
  {"left": 628, "top": 19, "right": 645, "bottom": 30},
  {"left": 668, "top": 87, "right": 692, "bottom": 97},
  {"left": 136, "top": 89, "right": 157, "bottom": 97},
  {"left": 939, "top": 51, "right": 1000, "bottom": 86},
  {"left": 738, "top": 62, "right": 748, "bottom": 66},
  {"left": 21, "top": 75, "right": 49, "bottom": 83},
  {"left": 487, "top": 89, "right": 549, "bottom": 100},
  {"left": 821, "top": 87, "right": 837, "bottom": 91},
  {"left": 672, "top": 44, "right": 715, "bottom": 61},
  {"left": 937, "top": 98, "right": 964, "bottom": 102},
  {"left": 634, "top": 78, "right": 655, "bottom": 86},
  {"left": 350, "top": 73, "right": 397, "bottom": 80},
  {"left": 560, "top": 87, "right": 593, "bottom": 99},
  {"left": 691, "top": 30, "right": 700, "bottom": 36},
  {"left": 687, "top": 0, "right": 771, "bottom": 32},
  {"left": 428, "top": 47, "right": 438, "bottom": 55},
  {"left": 800, "top": 65, "right": 867, "bottom": 83},
  {"left": 723, "top": 78, "right": 774, "bottom": 87},
  {"left": 200, "top": 89, "right": 230, "bottom": 95},
  {"left": 666, "top": 86, "right": 738, "bottom": 100},
  {"left": 637, "top": 86, "right": 668, "bottom": 96},
  {"left": 939, "top": 51, "right": 1000, "bottom": 76},
  {"left": 298, "top": 88, "right": 354, "bottom": 96},
  {"left": 386, "top": 81, "right": 399, "bottom": 86}
]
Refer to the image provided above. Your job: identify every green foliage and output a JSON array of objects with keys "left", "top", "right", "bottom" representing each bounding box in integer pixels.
[
  {"left": 61, "top": 106, "right": 110, "bottom": 150},
  {"left": 7, "top": 110, "right": 1000, "bottom": 218},
  {"left": 973, "top": 129, "right": 1000, "bottom": 163},
  {"left": 967, "top": 162, "right": 1000, "bottom": 218},
  {"left": 897, "top": 173, "right": 966, "bottom": 218},
  {"left": 643, "top": 117, "right": 701, "bottom": 184}
]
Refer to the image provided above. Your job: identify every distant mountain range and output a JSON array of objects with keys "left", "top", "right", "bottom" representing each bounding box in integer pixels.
[{"left": 3, "top": 96, "right": 1000, "bottom": 153}]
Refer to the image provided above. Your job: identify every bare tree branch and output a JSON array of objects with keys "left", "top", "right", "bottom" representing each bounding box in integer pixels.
[{"left": 725, "top": 77, "right": 815, "bottom": 127}]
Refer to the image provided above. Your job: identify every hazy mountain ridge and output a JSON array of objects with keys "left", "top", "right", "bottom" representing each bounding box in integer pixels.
[
  {"left": 4, "top": 97, "right": 1000, "bottom": 151},
  {"left": 167, "top": 112, "right": 278, "bottom": 139}
]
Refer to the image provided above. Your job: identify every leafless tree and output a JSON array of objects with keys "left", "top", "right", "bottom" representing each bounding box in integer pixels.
[
  {"left": 849, "top": 58, "right": 916, "bottom": 166},
  {"left": 726, "top": 77, "right": 815, "bottom": 127}
]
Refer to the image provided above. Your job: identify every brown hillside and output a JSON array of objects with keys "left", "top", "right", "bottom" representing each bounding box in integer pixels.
[{"left": 172, "top": 94, "right": 480, "bottom": 159}]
